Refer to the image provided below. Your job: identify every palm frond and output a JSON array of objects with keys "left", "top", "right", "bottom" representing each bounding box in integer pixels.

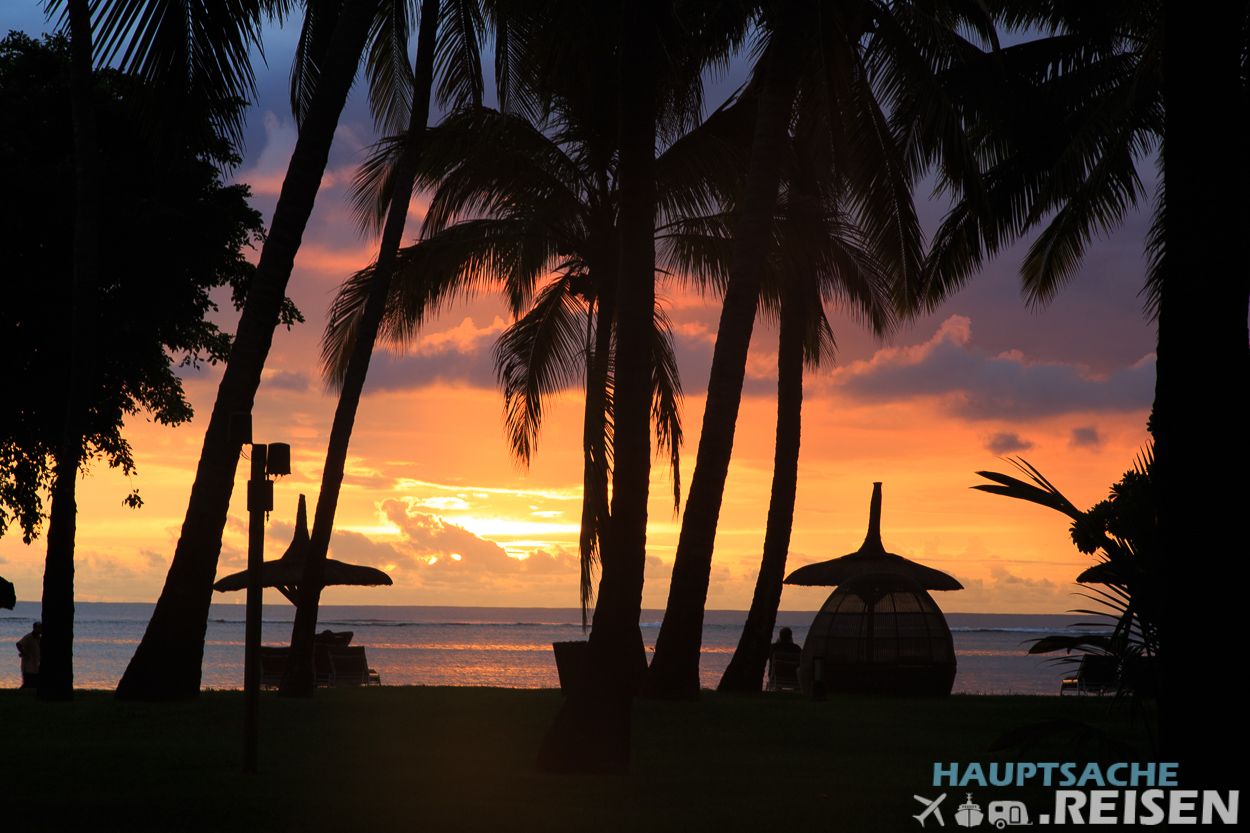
[
  {"left": 86, "top": 0, "right": 267, "bottom": 146},
  {"left": 493, "top": 275, "right": 587, "bottom": 466},
  {"left": 288, "top": 0, "right": 341, "bottom": 128},
  {"left": 364, "top": 0, "right": 419, "bottom": 135},
  {"left": 972, "top": 457, "right": 1083, "bottom": 520},
  {"left": 434, "top": 0, "right": 484, "bottom": 109},
  {"left": 321, "top": 218, "right": 551, "bottom": 386},
  {"left": 650, "top": 302, "right": 684, "bottom": 512},
  {"left": 350, "top": 133, "right": 409, "bottom": 238}
]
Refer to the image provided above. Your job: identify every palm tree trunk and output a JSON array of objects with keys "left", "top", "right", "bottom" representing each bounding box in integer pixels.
[
  {"left": 592, "top": 0, "right": 658, "bottom": 695},
  {"left": 537, "top": 0, "right": 661, "bottom": 773},
  {"left": 116, "top": 0, "right": 376, "bottom": 701},
  {"left": 647, "top": 37, "right": 801, "bottom": 699},
  {"left": 717, "top": 288, "right": 804, "bottom": 693},
  {"left": 1154, "top": 0, "right": 1247, "bottom": 785},
  {"left": 579, "top": 290, "right": 614, "bottom": 625},
  {"left": 279, "top": 0, "right": 442, "bottom": 699},
  {"left": 38, "top": 0, "right": 99, "bottom": 701}
]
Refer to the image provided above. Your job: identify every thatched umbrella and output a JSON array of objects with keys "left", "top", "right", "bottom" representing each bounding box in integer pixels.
[
  {"left": 213, "top": 495, "right": 392, "bottom": 604},
  {"left": 0, "top": 576, "right": 15, "bottom": 610},
  {"left": 784, "top": 482, "right": 963, "bottom": 591}
]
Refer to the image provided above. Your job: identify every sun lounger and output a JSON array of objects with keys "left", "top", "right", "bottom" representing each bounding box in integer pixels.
[
  {"left": 1060, "top": 654, "right": 1119, "bottom": 695},
  {"left": 258, "top": 646, "right": 289, "bottom": 690},
  {"left": 329, "top": 646, "right": 381, "bottom": 686}
]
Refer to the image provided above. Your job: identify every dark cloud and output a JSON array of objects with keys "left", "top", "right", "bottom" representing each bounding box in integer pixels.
[
  {"left": 263, "top": 370, "right": 312, "bottom": 392},
  {"left": 1069, "top": 426, "right": 1103, "bottom": 448},
  {"left": 364, "top": 347, "right": 499, "bottom": 393},
  {"left": 832, "top": 316, "right": 1154, "bottom": 420},
  {"left": 985, "top": 432, "right": 1034, "bottom": 455},
  {"left": 361, "top": 317, "right": 504, "bottom": 393}
]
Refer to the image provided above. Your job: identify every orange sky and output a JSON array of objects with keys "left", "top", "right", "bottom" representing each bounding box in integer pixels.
[{"left": 0, "top": 18, "right": 1158, "bottom": 614}]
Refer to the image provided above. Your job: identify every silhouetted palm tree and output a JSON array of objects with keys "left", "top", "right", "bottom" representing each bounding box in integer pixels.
[
  {"left": 715, "top": 128, "right": 897, "bottom": 693},
  {"left": 922, "top": 2, "right": 1246, "bottom": 774},
  {"left": 37, "top": 0, "right": 100, "bottom": 700},
  {"left": 1153, "top": 4, "right": 1245, "bottom": 783},
  {"left": 321, "top": 85, "right": 736, "bottom": 620},
  {"left": 118, "top": 0, "right": 444, "bottom": 700},
  {"left": 647, "top": 0, "right": 988, "bottom": 698},
  {"left": 37, "top": 0, "right": 272, "bottom": 699},
  {"left": 281, "top": 0, "right": 515, "bottom": 697}
]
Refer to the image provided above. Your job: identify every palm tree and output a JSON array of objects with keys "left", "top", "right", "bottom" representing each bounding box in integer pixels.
[
  {"left": 117, "top": 0, "right": 419, "bottom": 700},
  {"left": 715, "top": 130, "right": 897, "bottom": 693},
  {"left": 36, "top": 0, "right": 273, "bottom": 699},
  {"left": 1153, "top": 2, "right": 1245, "bottom": 784},
  {"left": 279, "top": 0, "right": 499, "bottom": 696},
  {"left": 647, "top": 0, "right": 987, "bottom": 698},
  {"left": 320, "top": 96, "right": 722, "bottom": 618},
  {"left": 921, "top": 2, "right": 1246, "bottom": 775},
  {"left": 37, "top": 0, "right": 101, "bottom": 700}
]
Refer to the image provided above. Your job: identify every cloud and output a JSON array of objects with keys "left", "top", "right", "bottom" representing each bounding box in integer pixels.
[
  {"left": 831, "top": 316, "right": 1154, "bottom": 420},
  {"left": 379, "top": 499, "right": 579, "bottom": 579},
  {"left": 1069, "top": 426, "right": 1102, "bottom": 448},
  {"left": 415, "top": 316, "right": 506, "bottom": 354},
  {"left": 985, "top": 432, "right": 1034, "bottom": 455},
  {"left": 233, "top": 111, "right": 359, "bottom": 198},
  {"left": 327, "top": 529, "right": 409, "bottom": 569},
  {"left": 363, "top": 316, "right": 506, "bottom": 393},
  {"left": 952, "top": 565, "right": 1078, "bottom": 613},
  {"left": 263, "top": 370, "right": 312, "bottom": 392}
]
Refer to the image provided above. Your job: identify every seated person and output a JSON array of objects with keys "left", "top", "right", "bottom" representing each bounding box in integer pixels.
[{"left": 768, "top": 627, "right": 802, "bottom": 689}]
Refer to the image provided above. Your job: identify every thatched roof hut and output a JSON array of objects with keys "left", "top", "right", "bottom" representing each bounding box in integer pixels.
[{"left": 784, "top": 483, "right": 962, "bottom": 696}]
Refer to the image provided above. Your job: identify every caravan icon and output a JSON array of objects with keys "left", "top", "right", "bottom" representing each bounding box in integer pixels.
[{"left": 987, "top": 800, "right": 1030, "bottom": 828}]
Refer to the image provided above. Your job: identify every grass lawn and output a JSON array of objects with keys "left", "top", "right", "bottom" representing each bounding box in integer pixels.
[{"left": 1, "top": 687, "right": 1145, "bottom": 832}]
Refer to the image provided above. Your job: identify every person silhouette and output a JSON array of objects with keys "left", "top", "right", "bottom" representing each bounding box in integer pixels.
[
  {"left": 16, "top": 621, "right": 41, "bottom": 689},
  {"left": 771, "top": 627, "right": 801, "bottom": 660},
  {"left": 768, "top": 627, "right": 802, "bottom": 690}
]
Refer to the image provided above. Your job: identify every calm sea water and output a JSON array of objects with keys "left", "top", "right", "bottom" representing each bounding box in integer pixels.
[{"left": 0, "top": 602, "right": 1097, "bottom": 694}]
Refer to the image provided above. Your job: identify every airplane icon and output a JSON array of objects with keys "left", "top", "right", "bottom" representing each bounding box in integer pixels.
[{"left": 913, "top": 793, "right": 948, "bottom": 827}]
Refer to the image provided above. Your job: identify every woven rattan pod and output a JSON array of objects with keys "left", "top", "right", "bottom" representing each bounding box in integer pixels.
[{"left": 785, "top": 483, "right": 961, "bottom": 696}]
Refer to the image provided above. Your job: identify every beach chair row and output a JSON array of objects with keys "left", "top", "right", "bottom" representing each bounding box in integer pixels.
[{"left": 258, "top": 645, "right": 381, "bottom": 689}]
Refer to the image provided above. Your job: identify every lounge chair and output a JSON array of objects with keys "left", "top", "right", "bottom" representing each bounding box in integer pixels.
[
  {"left": 311, "top": 642, "right": 336, "bottom": 687},
  {"left": 329, "top": 646, "right": 381, "bottom": 686},
  {"left": 258, "top": 646, "right": 289, "bottom": 690},
  {"left": 767, "top": 650, "right": 801, "bottom": 692},
  {"left": 1060, "top": 654, "right": 1119, "bottom": 695}
]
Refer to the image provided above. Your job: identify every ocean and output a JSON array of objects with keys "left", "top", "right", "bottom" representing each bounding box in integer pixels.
[{"left": 0, "top": 602, "right": 1098, "bottom": 694}]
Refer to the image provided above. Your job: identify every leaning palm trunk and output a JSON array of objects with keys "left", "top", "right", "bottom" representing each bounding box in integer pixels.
[
  {"left": 578, "top": 293, "right": 614, "bottom": 624},
  {"left": 537, "top": 0, "right": 662, "bottom": 774},
  {"left": 280, "top": 0, "right": 442, "bottom": 698},
  {"left": 647, "top": 38, "right": 801, "bottom": 699},
  {"left": 1153, "top": 0, "right": 1247, "bottom": 784},
  {"left": 116, "top": 0, "right": 377, "bottom": 700},
  {"left": 717, "top": 288, "right": 804, "bottom": 693},
  {"left": 39, "top": 0, "right": 100, "bottom": 701}
]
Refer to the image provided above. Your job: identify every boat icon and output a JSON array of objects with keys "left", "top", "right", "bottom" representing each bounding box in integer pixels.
[{"left": 955, "top": 793, "right": 984, "bottom": 828}]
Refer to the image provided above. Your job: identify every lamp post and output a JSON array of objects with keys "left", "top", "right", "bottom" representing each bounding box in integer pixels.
[{"left": 233, "top": 414, "right": 290, "bottom": 774}]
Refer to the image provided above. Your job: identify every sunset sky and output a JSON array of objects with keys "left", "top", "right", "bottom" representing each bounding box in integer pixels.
[{"left": 0, "top": 11, "right": 1157, "bottom": 613}]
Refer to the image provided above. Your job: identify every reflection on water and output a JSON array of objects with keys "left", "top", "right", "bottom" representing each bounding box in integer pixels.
[{"left": 0, "top": 602, "right": 1094, "bottom": 694}]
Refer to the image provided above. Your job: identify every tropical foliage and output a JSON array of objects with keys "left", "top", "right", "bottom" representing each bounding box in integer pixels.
[
  {"left": 0, "top": 32, "right": 274, "bottom": 543},
  {"left": 323, "top": 95, "right": 729, "bottom": 618},
  {"left": 974, "top": 450, "right": 1159, "bottom": 695}
]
